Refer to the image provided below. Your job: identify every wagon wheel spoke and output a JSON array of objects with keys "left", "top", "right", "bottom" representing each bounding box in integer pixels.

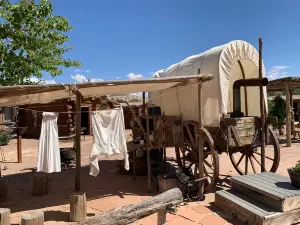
[
  {"left": 204, "top": 160, "right": 213, "bottom": 170},
  {"left": 236, "top": 153, "right": 245, "bottom": 167},
  {"left": 176, "top": 121, "right": 219, "bottom": 193},
  {"left": 229, "top": 127, "right": 280, "bottom": 175},
  {"left": 194, "top": 164, "right": 198, "bottom": 179},
  {"left": 203, "top": 165, "right": 209, "bottom": 177},
  {"left": 253, "top": 152, "right": 274, "bottom": 161},
  {"left": 186, "top": 125, "right": 196, "bottom": 149},
  {"left": 252, "top": 153, "right": 261, "bottom": 166},
  {"left": 249, "top": 156, "right": 257, "bottom": 173},
  {"left": 245, "top": 155, "right": 248, "bottom": 174}
]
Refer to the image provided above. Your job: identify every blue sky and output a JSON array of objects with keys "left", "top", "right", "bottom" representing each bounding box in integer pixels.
[{"left": 40, "top": 0, "right": 300, "bottom": 84}]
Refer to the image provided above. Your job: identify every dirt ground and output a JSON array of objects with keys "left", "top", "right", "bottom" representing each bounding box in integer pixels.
[{"left": 0, "top": 133, "right": 299, "bottom": 225}]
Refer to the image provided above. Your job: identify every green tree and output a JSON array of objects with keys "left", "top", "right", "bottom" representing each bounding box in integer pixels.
[
  {"left": 269, "top": 95, "right": 286, "bottom": 135},
  {"left": 0, "top": 0, "right": 81, "bottom": 85}
]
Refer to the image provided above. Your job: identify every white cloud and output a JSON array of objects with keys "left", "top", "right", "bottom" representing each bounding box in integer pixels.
[
  {"left": 43, "top": 80, "right": 56, "bottom": 84},
  {"left": 267, "top": 66, "right": 289, "bottom": 80},
  {"left": 89, "top": 78, "right": 103, "bottom": 82},
  {"left": 153, "top": 69, "right": 165, "bottom": 78},
  {"left": 116, "top": 77, "right": 120, "bottom": 79},
  {"left": 71, "top": 74, "right": 103, "bottom": 83},
  {"left": 71, "top": 74, "right": 88, "bottom": 83},
  {"left": 29, "top": 77, "right": 56, "bottom": 84},
  {"left": 74, "top": 69, "right": 91, "bottom": 73},
  {"left": 127, "top": 73, "right": 143, "bottom": 80}
]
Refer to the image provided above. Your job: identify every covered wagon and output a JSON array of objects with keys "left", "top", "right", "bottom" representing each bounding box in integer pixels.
[{"left": 149, "top": 40, "right": 280, "bottom": 192}]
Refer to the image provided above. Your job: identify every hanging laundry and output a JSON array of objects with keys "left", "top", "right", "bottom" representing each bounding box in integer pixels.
[
  {"left": 37, "top": 112, "right": 61, "bottom": 173},
  {"left": 89, "top": 107, "right": 129, "bottom": 177}
]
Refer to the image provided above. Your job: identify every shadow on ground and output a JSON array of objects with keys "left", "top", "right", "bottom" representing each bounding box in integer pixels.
[{"left": 1, "top": 160, "right": 151, "bottom": 213}]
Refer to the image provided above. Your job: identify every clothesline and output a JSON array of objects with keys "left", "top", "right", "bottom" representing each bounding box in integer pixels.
[{"left": 8, "top": 81, "right": 202, "bottom": 114}]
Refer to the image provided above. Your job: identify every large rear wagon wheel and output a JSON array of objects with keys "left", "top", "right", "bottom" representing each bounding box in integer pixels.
[
  {"left": 175, "top": 121, "right": 219, "bottom": 193},
  {"left": 229, "top": 127, "right": 280, "bottom": 175}
]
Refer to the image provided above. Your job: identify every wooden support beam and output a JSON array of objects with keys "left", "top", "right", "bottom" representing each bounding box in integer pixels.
[
  {"left": 198, "top": 76, "right": 204, "bottom": 200},
  {"left": 79, "top": 188, "right": 183, "bottom": 225},
  {"left": 259, "top": 38, "right": 266, "bottom": 172},
  {"left": 146, "top": 103, "right": 151, "bottom": 193},
  {"left": 286, "top": 83, "right": 292, "bottom": 147},
  {"left": 142, "top": 92, "right": 146, "bottom": 117},
  {"left": 17, "top": 132, "right": 22, "bottom": 163},
  {"left": 75, "top": 92, "right": 82, "bottom": 191},
  {"left": 290, "top": 89, "right": 295, "bottom": 136}
]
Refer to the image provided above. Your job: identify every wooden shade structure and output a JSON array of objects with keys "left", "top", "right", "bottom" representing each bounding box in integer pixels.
[
  {"left": 267, "top": 77, "right": 300, "bottom": 147},
  {"left": 0, "top": 74, "right": 213, "bottom": 192}
]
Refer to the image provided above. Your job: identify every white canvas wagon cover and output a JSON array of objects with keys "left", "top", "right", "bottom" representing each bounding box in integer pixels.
[{"left": 149, "top": 40, "right": 267, "bottom": 127}]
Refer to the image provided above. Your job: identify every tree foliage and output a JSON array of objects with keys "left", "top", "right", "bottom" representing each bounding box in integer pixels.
[
  {"left": 269, "top": 95, "right": 286, "bottom": 133},
  {"left": 0, "top": 0, "right": 82, "bottom": 85}
]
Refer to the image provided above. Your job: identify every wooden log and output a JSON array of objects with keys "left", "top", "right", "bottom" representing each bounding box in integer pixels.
[
  {"left": 79, "top": 188, "right": 183, "bottom": 225},
  {"left": 21, "top": 211, "right": 44, "bottom": 225},
  {"left": 0, "top": 179, "right": 9, "bottom": 202},
  {"left": 70, "top": 192, "right": 87, "bottom": 222},
  {"left": 32, "top": 173, "right": 48, "bottom": 196},
  {"left": 0, "top": 208, "right": 10, "bottom": 225},
  {"left": 157, "top": 209, "right": 166, "bottom": 225}
]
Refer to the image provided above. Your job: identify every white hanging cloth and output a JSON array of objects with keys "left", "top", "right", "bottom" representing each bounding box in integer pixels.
[
  {"left": 89, "top": 107, "right": 129, "bottom": 177},
  {"left": 37, "top": 112, "right": 61, "bottom": 173}
]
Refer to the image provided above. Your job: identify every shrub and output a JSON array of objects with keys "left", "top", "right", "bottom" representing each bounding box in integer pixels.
[
  {"left": 0, "top": 130, "right": 11, "bottom": 146},
  {"left": 269, "top": 95, "right": 286, "bottom": 135}
]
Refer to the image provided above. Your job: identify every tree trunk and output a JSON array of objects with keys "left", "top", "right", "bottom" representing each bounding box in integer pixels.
[
  {"left": 0, "top": 208, "right": 10, "bottom": 225},
  {"left": 21, "top": 211, "right": 44, "bottom": 225},
  {"left": 78, "top": 188, "right": 183, "bottom": 225},
  {"left": 32, "top": 173, "right": 48, "bottom": 196},
  {"left": 70, "top": 192, "right": 86, "bottom": 222}
]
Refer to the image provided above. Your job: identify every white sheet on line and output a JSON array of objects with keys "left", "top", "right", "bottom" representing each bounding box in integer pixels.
[
  {"left": 37, "top": 112, "right": 61, "bottom": 173},
  {"left": 89, "top": 107, "right": 129, "bottom": 177}
]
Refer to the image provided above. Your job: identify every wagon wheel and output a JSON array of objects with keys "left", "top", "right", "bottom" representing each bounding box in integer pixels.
[
  {"left": 229, "top": 127, "right": 280, "bottom": 175},
  {"left": 175, "top": 120, "right": 219, "bottom": 192}
]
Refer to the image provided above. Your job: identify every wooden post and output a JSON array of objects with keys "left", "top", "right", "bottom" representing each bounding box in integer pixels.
[
  {"left": 259, "top": 38, "right": 266, "bottom": 172},
  {"left": 21, "top": 211, "right": 44, "bottom": 225},
  {"left": 75, "top": 92, "right": 82, "bottom": 191},
  {"left": 0, "top": 208, "right": 10, "bottom": 225},
  {"left": 286, "top": 83, "right": 292, "bottom": 147},
  {"left": 142, "top": 92, "right": 146, "bottom": 116},
  {"left": 290, "top": 89, "right": 295, "bottom": 137},
  {"left": 197, "top": 74, "right": 204, "bottom": 200},
  {"left": 133, "top": 150, "right": 136, "bottom": 180},
  {"left": 17, "top": 132, "right": 22, "bottom": 163},
  {"left": 32, "top": 173, "right": 48, "bottom": 196},
  {"left": 146, "top": 104, "right": 151, "bottom": 193},
  {"left": 157, "top": 209, "right": 166, "bottom": 225},
  {"left": 70, "top": 192, "right": 87, "bottom": 222}
]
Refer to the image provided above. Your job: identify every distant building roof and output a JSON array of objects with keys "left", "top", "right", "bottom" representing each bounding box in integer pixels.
[{"left": 268, "top": 95, "right": 300, "bottom": 101}]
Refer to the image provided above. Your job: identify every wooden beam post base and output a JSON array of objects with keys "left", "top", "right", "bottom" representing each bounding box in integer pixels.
[
  {"left": 70, "top": 192, "right": 86, "bottom": 222},
  {"left": 157, "top": 209, "right": 166, "bottom": 225},
  {"left": 0, "top": 208, "right": 10, "bottom": 225},
  {"left": 32, "top": 173, "right": 49, "bottom": 196},
  {"left": 21, "top": 211, "right": 44, "bottom": 225}
]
